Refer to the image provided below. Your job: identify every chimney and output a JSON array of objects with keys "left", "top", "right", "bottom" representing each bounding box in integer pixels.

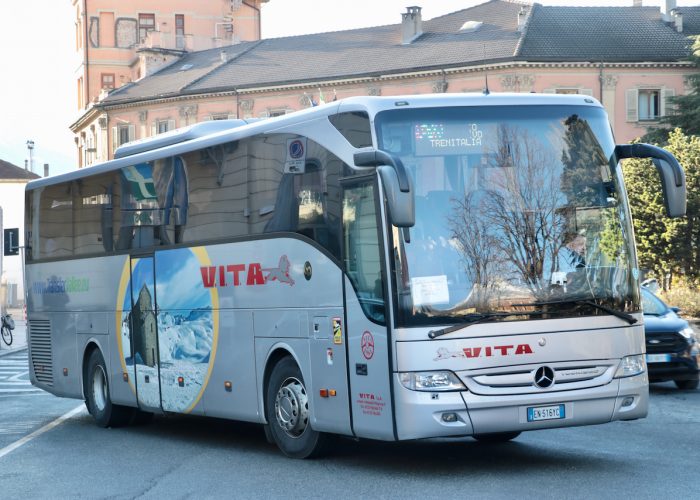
[
  {"left": 633, "top": 0, "right": 642, "bottom": 7},
  {"left": 43, "top": 163, "right": 49, "bottom": 178},
  {"left": 673, "top": 10, "right": 683, "bottom": 32},
  {"left": 662, "top": 0, "right": 677, "bottom": 22},
  {"left": 401, "top": 6, "right": 423, "bottom": 45},
  {"left": 517, "top": 7, "right": 527, "bottom": 32}
]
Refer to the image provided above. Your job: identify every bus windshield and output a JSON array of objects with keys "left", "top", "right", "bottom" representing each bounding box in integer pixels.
[{"left": 375, "top": 105, "right": 640, "bottom": 327}]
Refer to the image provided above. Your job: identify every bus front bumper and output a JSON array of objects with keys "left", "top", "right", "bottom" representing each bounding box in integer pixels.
[{"left": 393, "top": 372, "right": 648, "bottom": 440}]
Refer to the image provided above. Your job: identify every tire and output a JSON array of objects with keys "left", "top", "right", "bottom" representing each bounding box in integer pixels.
[
  {"left": 1, "top": 325, "right": 12, "bottom": 346},
  {"left": 265, "top": 356, "right": 329, "bottom": 458},
  {"left": 674, "top": 377, "right": 699, "bottom": 390},
  {"left": 84, "top": 349, "right": 133, "bottom": 427},
  {"left": 473, "top": 431, "right": 521, "bottom": 443}
]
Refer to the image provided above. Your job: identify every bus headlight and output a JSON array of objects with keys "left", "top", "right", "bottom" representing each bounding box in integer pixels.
[
  {"left": 614, "top": 355, "right": 646, "bottom": 378},
  {"left": 399, "top": 371, "right": 466, "bottom": 391}
]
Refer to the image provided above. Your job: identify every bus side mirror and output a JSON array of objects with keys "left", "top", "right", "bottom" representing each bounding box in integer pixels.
[
  {"left": 378, "top": 166, "right": 415, "bottom": 227},
  {"left": 615, "top": 143, "right": 686, "bottom": 218},
  {"left": 354, "top": 149, "right": 410, "bottom": 193}
]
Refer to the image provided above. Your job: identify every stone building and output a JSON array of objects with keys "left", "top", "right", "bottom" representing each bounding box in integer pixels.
[
  {"left": 0, "top": 160, "right": 40, "bottom": 306},
  {"left": 70, "top": 0, "right": 269, "bottom": 167},
  {"left": 70, "top": 0, "right": 700, "bottom": 167},
  {"left": 132, "top": 283, "right": 157, "bottom": 367}
]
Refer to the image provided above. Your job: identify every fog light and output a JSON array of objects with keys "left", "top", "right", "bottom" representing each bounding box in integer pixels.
[
  {"left": 442, "top": 412, "right": 458, "bottom": 423},
  {"left": 621, "top": 396, "right": 634, "bottom": 407}
]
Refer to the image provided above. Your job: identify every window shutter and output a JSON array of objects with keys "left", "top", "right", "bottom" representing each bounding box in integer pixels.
[
  {"left": 285, "top": 109, "right": 295, "bottom": 115},
  {"left": 258, "top": 111, "right": 270, "bottom": 119},
  {"left": 111, "top": 126, "right": 118, "bottom": 153},
  {"left": 202, "top": 115, "right": 212, "bottom": 121},
  {"left": 227, "top": 114, "right": 237, "bottom": 119},
  {"left": 580, "top": 88, "right": 594, "bottom": 96},
  {"left": 167, "top": 119, "right": 176, "bottom": 131},
  {"left": 128, "top": 124, "right": 135, "bottom": 142},
  {"left": 661, "top": 88, "right": 675, "bottom": 117},
  {"left": 151, "top": 122, "right": 157, "bottom": 136},
  {"left": 626, "top": 89, "right": 638, "bottom": 122},
  {"left": 542, "top": 89, "right": 556, "bottom": 94}
]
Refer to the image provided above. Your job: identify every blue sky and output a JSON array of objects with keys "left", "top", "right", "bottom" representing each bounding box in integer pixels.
[{"left": 0, "top": 1, "right": 694, "bottom": 176}]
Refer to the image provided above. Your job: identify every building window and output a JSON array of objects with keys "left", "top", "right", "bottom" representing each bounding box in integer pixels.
[
  {"left": 268, "top": 109, "right": 289, "bottom": 118},
  {"left": 112, "top": 124, "right": 135, "bottom": 153},
  {"left": 175, "top": 14, "right": 185, "bottom": 49},
  {"left": 77, "top": 77, "right": 84, "bottom": 109},
  {"left": 555, "top": 89, "right": 580, "bottom": 95},
  {"left": 119, "top": 126, "right": 131, "bottom": 146},
  {"left": 101, "top": 73, "right": 115, "bottom": 90},
  {"left": 152, "top": 119, "right": 176, "bottom": 135},
  {"left": 138, "top": 13, "right": 155, "bottom": 43},
  {"left": 638, "top": 89, "right": 660, "bottom": 121}
]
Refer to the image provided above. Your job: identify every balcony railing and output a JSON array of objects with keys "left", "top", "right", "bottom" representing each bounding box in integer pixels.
[{"left": 136, "top": 31, "right": 238, "bottom": 52}]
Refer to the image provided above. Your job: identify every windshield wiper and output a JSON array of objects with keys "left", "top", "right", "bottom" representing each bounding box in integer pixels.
[
  {"left": 427, "top": 311, "right": 545, "bottom": 340},
  {"left": 512, "top": 298, "right": 638, "bottom": 325}
]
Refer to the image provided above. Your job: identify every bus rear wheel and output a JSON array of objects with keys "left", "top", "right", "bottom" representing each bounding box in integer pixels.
[
  {"left": 265, "top": 356, "right": 329, "bottom": 458},
  {"left": 84, "top": 349, "right": 133, "bottom": 427}
]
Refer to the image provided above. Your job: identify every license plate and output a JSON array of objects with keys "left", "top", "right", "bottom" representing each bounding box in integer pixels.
[
  {"left": 646, "top": 354, "right": 671, "bottom": 363},
  {"left": 527, "top": 404, "right": 565, "bottom": 422}
]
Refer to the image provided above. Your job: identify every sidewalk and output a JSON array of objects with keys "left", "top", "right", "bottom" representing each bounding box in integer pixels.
[{"left": 0, "top": 308, "right": 28, "bottom": 357}]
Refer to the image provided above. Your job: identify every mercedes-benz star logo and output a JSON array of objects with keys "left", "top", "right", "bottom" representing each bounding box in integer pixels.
[{"left": 534, "top": 366, "right": 555, "bottom": 388}]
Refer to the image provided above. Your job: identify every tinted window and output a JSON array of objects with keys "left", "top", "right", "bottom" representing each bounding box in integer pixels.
[
  {"left": 28, "top": 134, "right": 345, "bottom": 261},
  {"left": 642, "top": 288, "right": 668, "bottom": 315},
  {"left": 329, "top": 112, "right": 373, "bottom": 148}
]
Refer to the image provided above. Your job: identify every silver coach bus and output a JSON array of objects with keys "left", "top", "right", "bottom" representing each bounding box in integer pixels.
[{"left": 25, "top": 94, "right": 686, "bottom": 458}]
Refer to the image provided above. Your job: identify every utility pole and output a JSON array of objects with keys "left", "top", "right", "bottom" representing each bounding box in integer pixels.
[{"left": 26, "top": 140, "right": 35, "bottom": 174}]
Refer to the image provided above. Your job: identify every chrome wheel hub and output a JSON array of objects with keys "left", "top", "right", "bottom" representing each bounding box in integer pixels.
[
  {"left": 92, "top": 365, "right": 107, "bottom": 412},
  {"left": 274, "top": 377, "right": 309, "bottom": 438}
]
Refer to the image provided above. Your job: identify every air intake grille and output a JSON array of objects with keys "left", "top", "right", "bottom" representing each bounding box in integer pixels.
[
  {"left": 460, "top": 360, "right": 617, "bottom": 396},
  {"left": 29, "top": 320, "right": 53, "bottom": 386},
  {"left": 646, "top": 331, "right": 687, "bottom": 353}
]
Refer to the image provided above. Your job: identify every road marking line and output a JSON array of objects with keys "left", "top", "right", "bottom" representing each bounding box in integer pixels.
[{"left": 0, "top": 404, "right": 85, "bottom": 459}]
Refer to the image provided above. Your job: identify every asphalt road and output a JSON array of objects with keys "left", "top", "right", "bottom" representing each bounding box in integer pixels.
[{"left": 1, "top": 349, "right": 698, "bottom": 499}]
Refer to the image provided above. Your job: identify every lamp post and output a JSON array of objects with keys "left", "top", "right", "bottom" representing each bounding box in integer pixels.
[{"left": 26, "top": 140, "right": 35, "bottom": 173}]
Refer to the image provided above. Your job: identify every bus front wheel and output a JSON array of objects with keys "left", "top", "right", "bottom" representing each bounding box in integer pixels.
[
  {"left": 473, "top": 431, "right": 521, "bottom": 443},
  {"left": 84, "top": 349, "right": 133, "bottom": 427},
  {"left": 265, "top": 356, "right": 329, "bottom": 458}
]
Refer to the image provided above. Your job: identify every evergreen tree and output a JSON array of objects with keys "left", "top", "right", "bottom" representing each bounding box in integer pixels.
[{"left": 622, "top": 129, "right": 700, "bottom": 287}]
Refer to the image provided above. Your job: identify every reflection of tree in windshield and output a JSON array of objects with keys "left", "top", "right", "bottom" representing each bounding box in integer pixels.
[
  {"left": 479, "top": 124, "right": 568, "bottom": 297},
  {"left": 560, "top": 114, "right": 609, "bottom": 208},
  {"left": 448, "top": 192, "right": 504, "bottom": 312}
]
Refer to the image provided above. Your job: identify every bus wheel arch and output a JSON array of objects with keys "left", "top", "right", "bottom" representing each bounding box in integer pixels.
[
  {"left": 263, "top": 350, "right": 329, "bottom": 458},
  {"left": 82, "top": 345, "right": 132, "bottom": 428}
]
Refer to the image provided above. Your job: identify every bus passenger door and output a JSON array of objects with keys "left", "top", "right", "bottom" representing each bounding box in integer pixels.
[
  {"left": 342, "top": 177, "right": 396, "bottom": 440},
  {"left": 129, "top": 255, "right": 162, "bottom": 412}
]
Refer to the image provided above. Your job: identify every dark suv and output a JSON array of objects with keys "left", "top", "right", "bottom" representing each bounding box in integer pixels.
[{"left": 642, "top": 287, "right": 699, "bottom": 390}]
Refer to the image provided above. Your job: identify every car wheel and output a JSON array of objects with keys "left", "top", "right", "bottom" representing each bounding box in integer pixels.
[
  {"left": 265, "top": 356, "right": 329, "bottom": 458},
  {"left": 674, "top": 377, "right": 699, "bottom": 390},
  {"left": 473, "top": 431, "right": 521, "bottom": 443},
  {"left": 84, "top": 349, "right": 133, "bottom": 427}
]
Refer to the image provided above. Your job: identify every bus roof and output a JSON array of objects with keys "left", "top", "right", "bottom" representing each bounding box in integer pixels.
[{"left": 27, "top": 92, "right": 602, "bottom": 191}]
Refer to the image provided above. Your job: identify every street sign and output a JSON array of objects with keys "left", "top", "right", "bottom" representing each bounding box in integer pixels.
[{"left": 4, "top": 228, "right": 19, "bottom": 256}]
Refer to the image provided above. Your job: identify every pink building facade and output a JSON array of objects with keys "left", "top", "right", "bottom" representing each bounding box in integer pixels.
[
  {"left": 71, "top": 0, "right": 267, "bottom": 166},
  {"left": 70, "top": 1, "right": 700, "bottom": 167}
]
